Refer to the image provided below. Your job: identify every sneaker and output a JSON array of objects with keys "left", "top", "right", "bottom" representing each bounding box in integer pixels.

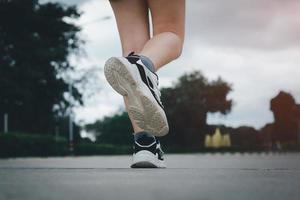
[
  {"left": 104, "top": 52, "right": 169, "bottom": 136},
  {"left": 131, "top": 131, "right": 166, "bottom": 168}
]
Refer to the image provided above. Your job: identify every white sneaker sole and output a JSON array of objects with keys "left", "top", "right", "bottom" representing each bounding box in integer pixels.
[
  {"left": 131, "top": 150, "right": 166, "bottom": 168},
  {"left": 104, "top": 57, "right": 169, "bottom": 136}
]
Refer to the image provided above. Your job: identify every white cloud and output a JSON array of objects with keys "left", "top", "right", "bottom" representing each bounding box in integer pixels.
[
  {"left": 186, "top": 0, "right": 300, "bottom": 49},
  {"left": 159, "top": 45, "right": 300, "bottom": 129}
]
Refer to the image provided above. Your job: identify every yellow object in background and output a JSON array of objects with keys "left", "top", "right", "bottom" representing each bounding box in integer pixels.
[
  {"left": 205, "top": 128, "right": 231, "bottom": 148},
  {"left": 205, "top": 135, "right": 212, "bottom": 148}
]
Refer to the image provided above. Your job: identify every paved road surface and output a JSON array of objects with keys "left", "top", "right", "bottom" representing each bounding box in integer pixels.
[{"left": 1, "top": 153, "right": 300, "bottom": 200}]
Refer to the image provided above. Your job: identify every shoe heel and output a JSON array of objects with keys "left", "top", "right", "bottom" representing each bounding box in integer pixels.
[
  {"left": 104, "top": 57, "right": 133, "bottom": 96},
  {"left": 131, "top": 150, "right": 159, "bottom": 168}
]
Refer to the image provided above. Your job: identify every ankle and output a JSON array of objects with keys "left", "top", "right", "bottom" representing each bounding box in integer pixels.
[
  {"left": 126, "top": 52, "right": 156, "bottom": 73},
  {"left": 134, "top": 131, "right": 156, "bottom": 144},
  {"left": 139, "top": 55, "right": 155, "bottom": 73}
]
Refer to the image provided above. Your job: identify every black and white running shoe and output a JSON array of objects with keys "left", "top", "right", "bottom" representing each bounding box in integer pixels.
[
  {"left": 104, "top": 52, "right": 169, "bottom": 136},
  {"left": 131, "top": 131, "right": 166, "bottom": 168}
]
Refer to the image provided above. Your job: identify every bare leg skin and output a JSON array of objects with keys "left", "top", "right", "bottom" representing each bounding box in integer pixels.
[
  {"left": 109, "top": 0, "right": 150, "bottom": 133},
  {"left": 109, "top": 0, "right": 150, "bottom": 56},
  {"left": 109, "top": 0, "right": 185, "bottom": 133},
  {"left": 141, "top": 0, "right": 185, "bottom": 71}
]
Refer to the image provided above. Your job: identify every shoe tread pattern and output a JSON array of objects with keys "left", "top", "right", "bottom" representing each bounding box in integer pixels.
[{"left": 104, "top": 57, "right": 168, "bottom": 136}]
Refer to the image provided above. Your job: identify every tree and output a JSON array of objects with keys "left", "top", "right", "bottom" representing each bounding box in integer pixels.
[
  {"left": 0, "top": 0, "right": 83, "bottom": 135},
  {"left": 230, "top": 126, "right": 260, "bottom": 150},
  {"left": 270, "top": 91, "right": 299, "bottom": 143},
  {"left": 85, "top": 71, "right": 232, "bottom": 148},
  {"left": 85, "top": 111, "right": 133, "bottom": 145},
  {"left": 161, "top": 71, "right": 232, "bottom": 148}
]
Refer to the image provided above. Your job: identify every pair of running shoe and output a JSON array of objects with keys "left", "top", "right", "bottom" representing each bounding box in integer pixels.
[{"left": 104, "top": 52, "right": 168, "bottom": 168}]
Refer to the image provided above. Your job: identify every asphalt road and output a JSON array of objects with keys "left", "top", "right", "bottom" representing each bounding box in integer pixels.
[{"left": 0, "top": 153, "right": 300, "bottom": 200}]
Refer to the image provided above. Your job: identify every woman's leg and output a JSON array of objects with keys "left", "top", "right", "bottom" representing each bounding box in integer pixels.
[
  {"left": 140, "top": 0, "right": 185, "bottom": 71},
  {"left": 109, "top": 0, "right": 150, "bottom": 133},
  {"left": 109, "top": 0, "right": 150, "bottom": 56}
]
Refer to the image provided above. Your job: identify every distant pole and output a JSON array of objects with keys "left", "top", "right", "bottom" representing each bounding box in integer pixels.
[
  {"left": 4, "top": 113, "right": 8, "bottom": 133},
  {"left": 69, "top": 113, "right": 74, "bottom": 152},
  {"left": 69, "top": 83, "right": 74, "bottom": 152}
]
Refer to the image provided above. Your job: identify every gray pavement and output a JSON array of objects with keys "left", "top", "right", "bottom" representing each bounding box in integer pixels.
[{"left": 0, "top": 153, "right": 300, "bottom": 200}]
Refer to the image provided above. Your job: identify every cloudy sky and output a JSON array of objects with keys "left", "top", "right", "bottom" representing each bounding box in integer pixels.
[{"left": 43, "top": 0, "right": 300, "bottom": 129}]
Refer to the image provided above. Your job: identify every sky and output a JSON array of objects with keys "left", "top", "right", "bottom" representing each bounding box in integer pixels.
[{"left": 43, "top": 0, "right": 300, "bottom": 130}]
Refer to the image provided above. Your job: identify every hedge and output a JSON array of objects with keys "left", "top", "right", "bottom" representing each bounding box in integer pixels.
[
  {"left": 0, "top": 132, "right": 131, "bottom": 158},
  {"left": 0, "top": 132, "right": 69, "bottom": 157}
]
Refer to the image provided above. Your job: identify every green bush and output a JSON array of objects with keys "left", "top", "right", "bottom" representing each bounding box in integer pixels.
[
  {"left": 281, "top": 142, "right": 300, "bottom": 151},
  {"left": 0, "top": 132, "right": 132, "bottom": 158},
  {"left": 0, "top": 132, "right": 69, "bottom": 158},
  {"left": 74, "top": 143, "right": 131, "bottom": 155}
]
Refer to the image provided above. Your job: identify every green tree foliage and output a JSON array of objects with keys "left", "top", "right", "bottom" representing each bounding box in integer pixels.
[
  {"left": 161, "top": 71, "right": 232, "bottom": 148},
  {"left": 86, "top": 71, "right": 232, "bottom": 148},
  {"left": 86, "top": 112, "right": 133, "bottom": 145},
  {"left": 0, "top": 0, "right": 82, "bottom": 135}
]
